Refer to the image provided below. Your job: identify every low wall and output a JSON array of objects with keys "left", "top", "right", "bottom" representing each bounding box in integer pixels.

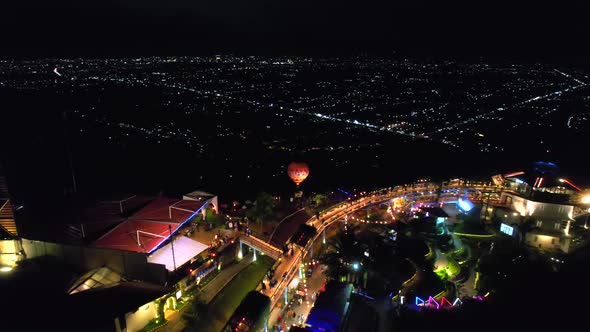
[{"left": 20, "top": 238, "right": 167, "bottom": 284}]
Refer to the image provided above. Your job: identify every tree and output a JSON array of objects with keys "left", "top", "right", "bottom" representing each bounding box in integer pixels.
[
  {"left": 318, "top": 224, "right": 365, "bottom": 281},
  {"left": 183, "top": 299, "right": 209, "bottom": 328},
  {"left": 312, "top": 193, "right": 327, "bottom": 207},
  {"left": 246, "top": 192, "right": 278, "bottom": 228}
]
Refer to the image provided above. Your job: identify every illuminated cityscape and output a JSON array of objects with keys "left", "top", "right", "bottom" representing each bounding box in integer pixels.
[{"left": 2, "top": 1, "right": 590, "bottom": 332}]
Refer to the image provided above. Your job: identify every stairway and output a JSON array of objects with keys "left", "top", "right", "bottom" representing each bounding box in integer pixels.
[{"left": 0, "top": 199, "right": 18, "bottom": 236}]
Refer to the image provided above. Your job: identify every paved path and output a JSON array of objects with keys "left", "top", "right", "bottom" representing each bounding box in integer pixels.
[
  {"left": 268, "top": 264, "right": 327, "bottom": 330},
  {"left": 158, "top": 254, "right": 254, "bottom": 332},
  {"left": 198, "top": 253, "right": 254, "bottom": 304}
]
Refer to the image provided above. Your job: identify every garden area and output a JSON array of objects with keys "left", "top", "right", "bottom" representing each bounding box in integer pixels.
[{"left": 183, "top": 255, "right": 274, "bottom": 332}]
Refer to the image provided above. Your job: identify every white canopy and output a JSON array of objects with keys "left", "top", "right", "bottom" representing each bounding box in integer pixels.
[{"left": 147, "top": 236, "right": 209, "bottom": 271}]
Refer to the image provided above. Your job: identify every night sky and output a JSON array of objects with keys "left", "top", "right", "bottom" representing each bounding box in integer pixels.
[{"left": 3, "top": 0, "right": 590, "bottom": 57}]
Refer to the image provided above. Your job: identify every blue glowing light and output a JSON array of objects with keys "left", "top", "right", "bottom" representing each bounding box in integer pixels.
[
  {"left": 457, "top": 199, "right": 474, "bottom": 212},
  {"left": 500, "top": 223, "right": 514, "bottom": 236},
  {"left": 415, "top": 296, "right": 425, "bottom": 306},
  {"left": 352, "top": 263, "right": 360, "bottom": 270},
  {"left": 149, "top": 201, "right": 209, "bottom": 254},
  {"left": 337, "top": 188, "right": 354, "bottom": 198}
]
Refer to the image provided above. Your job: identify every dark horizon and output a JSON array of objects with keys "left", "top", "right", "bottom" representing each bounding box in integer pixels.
[{"left": 3, "top": 1, "right": 590, "bottom": 58}]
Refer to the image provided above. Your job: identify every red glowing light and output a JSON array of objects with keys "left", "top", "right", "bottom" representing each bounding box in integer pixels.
[
  {"left": 504, "top": 171, "right": 524, "bottom": 178},
  {"left": 563, "top": 179, "right": 582, "bottom": 192},
  {"left": 440, "top": 297, "right": 453, "bottom": 308}
]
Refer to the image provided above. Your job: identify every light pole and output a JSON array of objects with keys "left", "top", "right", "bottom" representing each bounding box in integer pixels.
[{"left": 169, "top": 225, "right": 177, "bottom": 271}]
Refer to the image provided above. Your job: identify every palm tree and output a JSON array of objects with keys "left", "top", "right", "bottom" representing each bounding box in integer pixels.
[
  {"left": 246, "top": 192, "right": 278, "bottom": 228},
  {"left": 318, "top": 225, "right": 365, "bottom": 281},
  {"left": 312, "top": 193, "right": 327, "bottom": 207}
]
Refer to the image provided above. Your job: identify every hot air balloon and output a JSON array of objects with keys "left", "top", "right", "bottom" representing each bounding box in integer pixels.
[{"left": 288, "top": 162, "right": 309, "bottom": 187}]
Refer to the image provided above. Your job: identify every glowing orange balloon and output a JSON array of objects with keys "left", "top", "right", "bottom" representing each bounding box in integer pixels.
[{"left": 287, "top": 162, "right": 309, "bottom": 186}]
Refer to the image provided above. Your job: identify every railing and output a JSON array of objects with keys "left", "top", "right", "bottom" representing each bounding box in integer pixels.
[{"left": 239, "top": 234, "right": 282, "bottom": 260}]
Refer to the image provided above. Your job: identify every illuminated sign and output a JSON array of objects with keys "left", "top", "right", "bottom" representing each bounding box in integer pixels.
[
  {"left": 500, "top": 223, "right": 514, "bottom": 236},
  {"left": 415, "top": 296, "right": 425, "bottom": 306}
]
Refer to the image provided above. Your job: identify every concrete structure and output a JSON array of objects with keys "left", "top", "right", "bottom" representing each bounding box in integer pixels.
[
  {"left": 491, "top": 174, "right": 582, "bottom": 252},
  {"left": 524, "top": 232, "right": 574, "bottom": 252},
  {"left": 119, "top": 300, "right": 158, "bottom": 332},
  {"left": 0, "top": 238, "right": 20, "bottom": 267},
  {"left": 20, "top": 237, "right": 168, "bottom": 284}
]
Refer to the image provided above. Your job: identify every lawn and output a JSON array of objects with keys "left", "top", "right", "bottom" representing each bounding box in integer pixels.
[{"left": 195, "top": 255, "right": 274, "bottom": 332}]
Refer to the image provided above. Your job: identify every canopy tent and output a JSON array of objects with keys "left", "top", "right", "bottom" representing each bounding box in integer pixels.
[{"left": 147, "top": 236, "right": 209, "bottom": 271}]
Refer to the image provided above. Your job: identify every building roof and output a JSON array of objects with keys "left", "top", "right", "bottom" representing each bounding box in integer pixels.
[
  {"left": 69, "top": 281, "right": 172, "bottom": 317},
  {"left": 92, "top": 198, "right": 210, "bottom": 253},
  {"left": 222, "top": 291, "right": 270, "bottom": 332},
  {"left": 147, "top": 236, "right": 209, "bottom": 271},
  {"left": 92, "top": 219, "right": 183, "bottom": 253},
  {"left": 419, "top": 207, "right": 449, "bottom": 218},
  {"left": 305, "top": 281, "right": 352, "bottom": 332},
  {"left": 68, "top": 266, "right": 122, "bottom": 294},
  {"left": 269, "top": 209, "right": 312, "bottom": 247},
  {"left": 290, "top": 224, "right": 317, "bottom": 247},
  {"left": 184, "top": 190, "right": 216, "bottom": 200}
]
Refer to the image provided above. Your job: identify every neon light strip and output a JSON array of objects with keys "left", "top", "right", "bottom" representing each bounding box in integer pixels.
[
  {"left": 504, "top": 171, "right": 524, "bottom": 178},
  {"left": 352, "top": 291, "right": 375, "bottom": 300},
  {"left": 453, "top": 298, "right": 463, "bottom": 306},
  {"left": 452, "top": 232, "right": 495, "bottom": 238},
  {"left": 415, "top": 296, "right": 425, "bottom": 306},
  {"left": 428, "top": 296, "right": 440, "bottom": 309},
  {"left": 440, "top": 297, "right": 453, "bottom": 308},
  {"left": 533, "top": 177, "right": 540, "bottom": 187},
  {"left": 148, "top": 200, "right": 210, "bottom": 254},
  {"left": 537, "top": 177, "right": 544, "bottom": 188},
  {"left": 564, "top": 179, "right": 582, "bottom": 192}
]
